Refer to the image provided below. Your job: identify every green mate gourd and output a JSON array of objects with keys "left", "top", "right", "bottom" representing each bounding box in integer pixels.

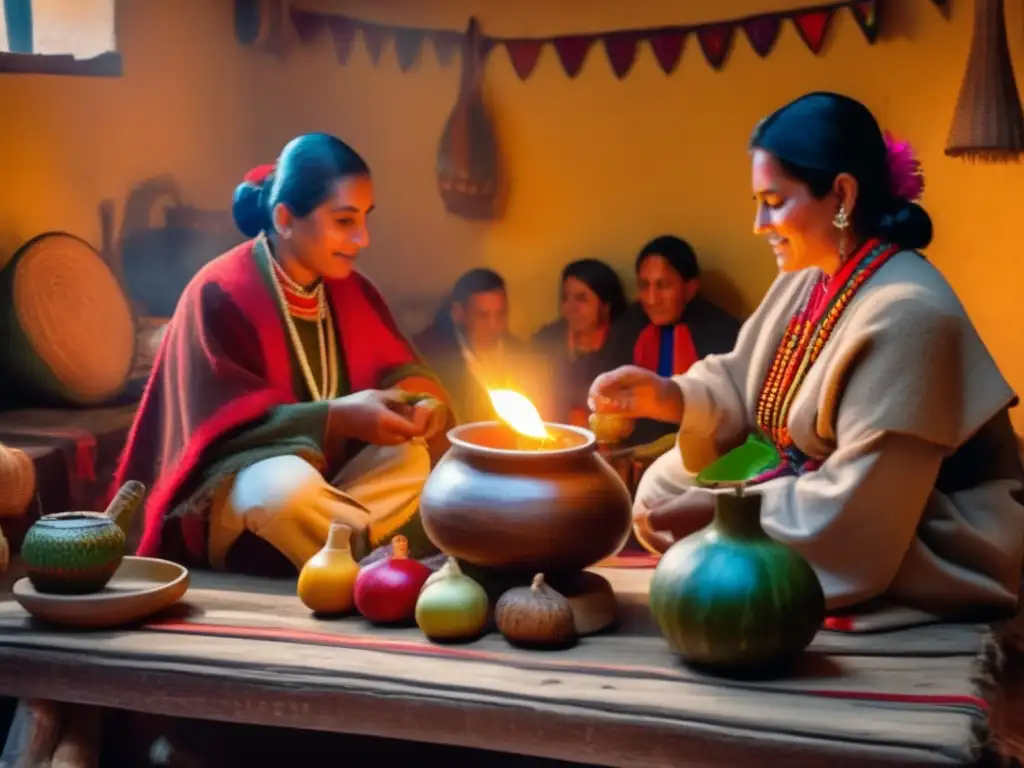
[{"left": 648, "top": 486, "right": 825, "bottom": 670}]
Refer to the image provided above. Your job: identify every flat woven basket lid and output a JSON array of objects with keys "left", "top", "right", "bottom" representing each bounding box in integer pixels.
[{"left": 10, "top": 232, "right": 135, "bottom": 402}]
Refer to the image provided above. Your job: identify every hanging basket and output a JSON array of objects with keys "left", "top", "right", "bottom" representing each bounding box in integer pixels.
[{"left": 945, "top": 0, "right": 1024, "bottom": 162}]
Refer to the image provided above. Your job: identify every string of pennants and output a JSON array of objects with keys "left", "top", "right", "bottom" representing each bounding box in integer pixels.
[{"left": 283, "top": 0, "right": 950, "bottom": 80}]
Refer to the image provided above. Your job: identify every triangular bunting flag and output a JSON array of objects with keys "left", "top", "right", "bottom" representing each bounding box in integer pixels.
[
  {"left": 361, "top": 23, "right": 387, "bottom": 65},
  {"left": 850, "top": 1, "right": 880, "bottom": 44},
  {"left": 294, "top": 2, "right": 921, "bottom": 77},
  {"left": 696, "top": 24, "right": 734, "bottom": 70},
  {"left": 290, "top": 8, "right": 324, "bottom": 45},
  {"left": 553, "top": 35, "right": 596, "bottom": 78},
  {"left": 394, "top": 28, "right": 424, "bottom": 72},
  {"left": 742, "top": 15, "right": 782, "bottom": 57},
  {"left": 432, "top": 30, "right": 461, "bottom": 67},
  {"left": 503, "top": 39, "right": 544, "bottom": 80},
  {"left": 649, "top": 30, "right": 686, "bottom": 75},
  {"left": 328, "top": 16, "right": 357, "bottom": 64},
  {"left": 792, "top": 9, "right": 835, "bottom": 55},
  {"left": 604, "top": 31, "right": 643, "bottom": 79}
]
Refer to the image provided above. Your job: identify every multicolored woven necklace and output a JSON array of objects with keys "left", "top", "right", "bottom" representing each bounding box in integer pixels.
[
  {"left": 754, "top": 239, "right": 899, "bottom": 475},
  {"left": 257, "top": 236, "right": 339, "bottom": 402}
]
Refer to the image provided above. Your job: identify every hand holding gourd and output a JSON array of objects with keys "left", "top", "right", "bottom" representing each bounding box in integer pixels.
[{"left": 588, "top": 365, "right": 684, "bottom": 424}]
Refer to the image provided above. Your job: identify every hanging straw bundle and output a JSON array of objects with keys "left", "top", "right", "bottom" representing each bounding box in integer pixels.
[{"left": 945, "top": 0, "right": 1024, "bottom": 162}]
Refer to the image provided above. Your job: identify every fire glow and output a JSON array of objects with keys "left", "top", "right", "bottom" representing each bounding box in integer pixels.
[{"left": 488, "top": 389, "right": 552, "bottom": 449}]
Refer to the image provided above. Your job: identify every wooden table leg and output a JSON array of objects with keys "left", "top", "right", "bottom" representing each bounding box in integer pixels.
[
  {"left": 51, "top": 704, "right": 100, "bottom": 768},
  {"left": 0, "top": 699, "right": 101, "bottom": 768},
  {"left": 1, "top": 699, "right": 62, "bottom": 767}
]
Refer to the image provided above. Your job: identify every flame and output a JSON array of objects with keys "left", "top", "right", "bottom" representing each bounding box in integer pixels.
[{"left": 488, "top": 389, "right": 550, "bottom": 440}]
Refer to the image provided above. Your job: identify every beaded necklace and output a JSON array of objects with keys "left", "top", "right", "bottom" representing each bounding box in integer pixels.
[
  {"left": 754, "top": 239, "right": 899, "bottom": 473},
  {"left": 258, "top": 235, "right": 339, "bottom": 401}
]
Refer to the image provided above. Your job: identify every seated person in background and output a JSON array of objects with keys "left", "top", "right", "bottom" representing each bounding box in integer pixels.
[
  {"left": 605, "top": 235, "right": 741, "bottom": 446},
  {"left": 414, "top": 269, "right": 550, "bottom": 423},
  {"left": 113, "top": 133, "right": 452, "bottom": 576},
  {"left": 532, "top": 259, "right": 627, "bottom": 427}
]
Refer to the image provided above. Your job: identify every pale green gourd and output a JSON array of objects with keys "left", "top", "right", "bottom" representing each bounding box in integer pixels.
[{"left": 415, "top": 557, "right": 489, "bottom": 641}]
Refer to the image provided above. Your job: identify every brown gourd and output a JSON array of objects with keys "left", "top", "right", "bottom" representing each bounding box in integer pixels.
[
  {"left": 436, "top": 17, "right": 503, "bottom": 221},
  {"left": 495, "top": 573, "right": 577, "bottom": 649}
]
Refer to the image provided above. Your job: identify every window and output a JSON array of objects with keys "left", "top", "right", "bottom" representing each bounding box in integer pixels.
[{"left": 0, "top": 0, "right": 120, "bottom": 76}]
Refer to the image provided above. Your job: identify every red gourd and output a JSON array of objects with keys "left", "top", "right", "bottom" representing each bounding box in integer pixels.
[{"left": 353, "top": 535, "right": 432, "bottom": 625}]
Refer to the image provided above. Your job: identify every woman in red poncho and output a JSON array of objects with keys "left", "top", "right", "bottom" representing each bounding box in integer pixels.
[{"left": 113, "top": 133, "right": 452, "bottom": 575}]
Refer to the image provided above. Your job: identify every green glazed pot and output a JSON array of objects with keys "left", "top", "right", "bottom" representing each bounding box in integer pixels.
[
  {"left": 21, "top": 480, "right": 145, "bottom": 595},
  {"left": 22, "top": 512, "right": 126, "bottom": 594}
]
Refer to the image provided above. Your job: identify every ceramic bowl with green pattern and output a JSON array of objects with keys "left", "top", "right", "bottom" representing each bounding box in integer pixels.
[{"left": 21, "top": 512, "right": 127, "bottom": 594}]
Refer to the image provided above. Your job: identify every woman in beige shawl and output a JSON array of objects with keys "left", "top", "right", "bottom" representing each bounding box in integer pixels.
[{"left": 590, "top": 92, "right": 1024, "bottom": 617}]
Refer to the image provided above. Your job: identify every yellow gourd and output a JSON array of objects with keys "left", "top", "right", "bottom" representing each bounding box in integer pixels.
[{"left": 297, "top": 522, "right": 361, "bottom": 615}]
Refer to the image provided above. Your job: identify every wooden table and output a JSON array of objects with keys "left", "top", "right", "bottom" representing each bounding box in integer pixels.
[{"left": 0, "top": 564, "right": 1018, "bottom": 767}]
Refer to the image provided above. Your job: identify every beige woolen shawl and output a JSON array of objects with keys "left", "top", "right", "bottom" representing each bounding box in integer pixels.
[{"left": 664, "top": 250, "right": 1024, "bottom": 614}]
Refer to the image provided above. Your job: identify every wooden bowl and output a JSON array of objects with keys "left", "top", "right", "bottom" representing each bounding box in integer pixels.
[
  {"left": 13, "top": 556, "right": 189, "bottom": 629},
  {"left": 420, "top": 422, "right": 634, "bottom": 575}
]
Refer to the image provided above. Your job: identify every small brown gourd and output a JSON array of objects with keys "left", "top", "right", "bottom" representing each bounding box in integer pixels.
[{"left": 495, "top": 573, "right": 576, "bottom": 649}]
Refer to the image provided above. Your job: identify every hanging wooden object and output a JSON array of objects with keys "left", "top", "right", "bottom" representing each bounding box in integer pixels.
[
  {"left": 945, "top": 0, "right": 1024, "bottom": 162},
  {"left": 436, "top": 17, "right": 504, "bottom": 220},
  {"left": 234, "top": 0, "right": 287, "bottom": 54}
]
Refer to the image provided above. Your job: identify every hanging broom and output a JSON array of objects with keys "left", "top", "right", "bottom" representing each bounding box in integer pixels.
[{"left": 945, "top": 0, "right": 1024, "bottom": 162}]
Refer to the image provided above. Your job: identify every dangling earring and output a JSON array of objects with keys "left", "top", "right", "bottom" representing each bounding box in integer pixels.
[{"left": 833, "top": 205, "right": 850, "bottom": 259}]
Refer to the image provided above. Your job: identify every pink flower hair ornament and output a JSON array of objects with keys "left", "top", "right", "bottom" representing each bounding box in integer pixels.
[
  {"left": 243, "top": 163, "right": 276, "bottom": 186},
  {"left": 883, "top": 131, "right": 925, "bottom": 203}
]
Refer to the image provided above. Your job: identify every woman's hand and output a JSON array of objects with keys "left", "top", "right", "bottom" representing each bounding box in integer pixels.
[
  {"left": 635, "top": 487, "right": 717, "bottom": 553},
  {"left": 330, "top": 390, "right": 446, "bottom": 446},
  {"left": 588, "top": 365, "right": 684, "bottom": 424}
]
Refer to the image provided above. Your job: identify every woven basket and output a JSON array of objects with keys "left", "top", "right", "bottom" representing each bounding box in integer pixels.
[
  {"left": 945, "top": 0, "right": 1024, "bottom": 161},
  {"left": 0, "top": 443, "right": 36, "bottom": 519},
  {"left": 0, "top": 232, "right": 136, "bottom": 407}
]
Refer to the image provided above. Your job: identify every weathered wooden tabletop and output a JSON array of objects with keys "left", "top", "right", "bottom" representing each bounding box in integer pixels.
[{"left": 0, "top": 564, "right": 1009, "bottom": 767}]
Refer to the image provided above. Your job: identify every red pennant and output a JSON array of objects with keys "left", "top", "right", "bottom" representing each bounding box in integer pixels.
[
  {"left": 696, "top": 24, "right": 734, "bottom": 70},
  {"left": 432, "top": 30, "right": 461, "bottom": 67},
  {"left": 850, "top": 1, "right": 881, "bottom": 44},
  {"left": 328, "top": 16, "right": 356, "bottom": 64},
  {"left": 603, "top": 31, "right": 643, "bottom": 79},
  {"left": 503, "top": 39, "right": 544, "bottom": 80},
  {"left": 793, "top": 9, "right": 834, "bottom": 55},
  {"left": 742, "top": 15, "right": 782, "bottom": 58},
  {"left": 553, "top": 35, "right": 595, "bottom": 78},
  {"left": 361, "top": 23, "right": 387, "bottom": 65},
  {"left": 649, "top": 30, "right": 686, "bottom": 74},
  {"left": 290, "top": 9, "right": 324, "bottom": 45},
  {"left": 394, "top": 28, "right": 423, "bottom": 71}
]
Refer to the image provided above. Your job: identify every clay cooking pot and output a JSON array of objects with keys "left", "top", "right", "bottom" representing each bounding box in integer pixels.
[{"left": 420, "top": 422, "right": 633, "bottom": 574}]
